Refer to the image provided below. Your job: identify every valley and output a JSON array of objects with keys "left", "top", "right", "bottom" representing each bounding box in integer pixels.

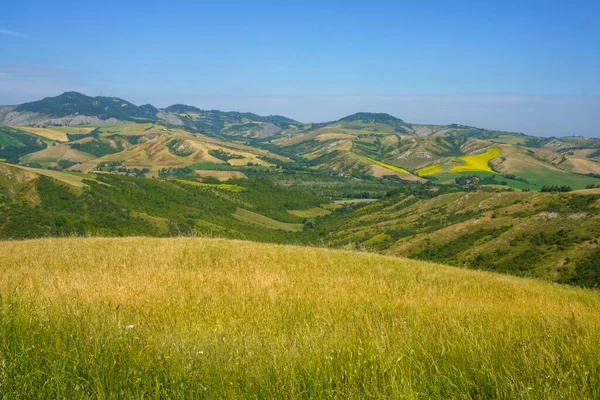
[{"left": 2, "top": 92, "right": 600, "bottom": 289}]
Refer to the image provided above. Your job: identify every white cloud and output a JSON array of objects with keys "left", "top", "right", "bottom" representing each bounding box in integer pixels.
[{"left": 0, "top": 29, "right": 24, "bottom": 37}]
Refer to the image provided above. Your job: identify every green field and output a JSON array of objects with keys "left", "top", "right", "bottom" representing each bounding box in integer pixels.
[
  {"left": 14, "top": 164, "right": 95, "bottom": 188},
  {"left": 503, "top": 162, "right": 600, "bottom": 190},
  {"left": 234, "top": 208, "right": 303, "bottom": 231},
  {"left": 288, "top": 207, "right": 331, "bottom": 218},
  {"left": 0, "top": 237, "right": 599, "bottom": 398},
  {"left": 178, "top": 179, "right": 243, "bottom": 192}
]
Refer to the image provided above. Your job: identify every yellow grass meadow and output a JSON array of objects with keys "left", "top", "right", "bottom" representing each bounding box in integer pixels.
[{"left": 0, "top": 237, "right": 599, "bottom": 398}]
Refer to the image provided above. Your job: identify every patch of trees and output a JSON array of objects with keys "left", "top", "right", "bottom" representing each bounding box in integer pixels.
[
  {"left": 540, "top": 185, "right": 572, "bottom": 193},
  {"left": 159, "top": 166, "right": 195, "bottom": 179},
  {"left": 414, "top": 225, "right": 512, "bottom": 263},
  {"left": 563, "top": 248, "right": 600, "bottom": 288},
  {"left": 455, "top": 175, "right": 507, "bottom": 186},
  {"left": 96, "top": 161, "right": 147, "bottom": 176},
  {"left": 66, "top": 128, "right": 100, "bottom": 142},
  {"left": 71, "top": 138, "right": 123, "bottom": 157},
  {"left": 511, "top": 229, "right": 581, "bottom": 251},
  {"left": 231, "top": 177, "right": 323, "bottom": 223},
  {"left": 96, "top": 161, "right": 123, "bottom": 171},
  {"left": 208, "top": 149, "right": 244, "bottom": 161},
  {"left": 544, "top": 193, "right": 600, "bottom": 214},
  {"left": 23, "top": 163, "right": 42, "bottom": 168},
  {"left": 49, "top": 159, "right": 78, "bottom": 170},
  {"left": 501, "top": 174, "right": 529, "bottom": 183},
  {"left": 0, "top": 127, "right": 48, "bottom": 163}
]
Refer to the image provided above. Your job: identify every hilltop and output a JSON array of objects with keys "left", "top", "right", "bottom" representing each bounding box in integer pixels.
[
  {"left": 1, "top": 237, "right": 599, "bottom": 398},
  {"left": 0, "top": 91, "right": 299, "bottom": 137}
]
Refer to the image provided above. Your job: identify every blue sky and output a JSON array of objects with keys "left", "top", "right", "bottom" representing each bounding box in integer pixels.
[{"left": 1, "top": 0, "right": 599, "bottom": 136}]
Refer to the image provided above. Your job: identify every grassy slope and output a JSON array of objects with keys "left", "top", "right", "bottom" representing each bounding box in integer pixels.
[
  {"left": 12, "top": 125, "right": 96, "bottom": 142},
  {"left": 6, "top": 162, "right": 94, "bottom": 188},
  {"left": 318, "top": 188, "right": 600, "bottom": 285},
  {"left": 0, "top": 168, "right": 325, "bottom": 241},
  {"left": 0, "top": 237, "right": 598, "bottom": 398},
  {"left": 234, "top": 208, "right": 303, "bottom": 231},
  {"left": 20, "top": 143, "right": 97, "bottom": 166}
]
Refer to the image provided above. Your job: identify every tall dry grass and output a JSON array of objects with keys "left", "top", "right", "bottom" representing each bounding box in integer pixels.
[{"left": 0, "top": 237, "right": 599, "bottom": 398}]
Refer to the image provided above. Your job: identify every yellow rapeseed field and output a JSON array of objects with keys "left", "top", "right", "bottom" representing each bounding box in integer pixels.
[
  {"left": 415, "top": 163, "right": 445, "bottom": 176},
  {"left": 362, "top": 156, "right": 411, "bottom": 174},
  {"left": 450, "top": 147, "right": 502, "bottom": 173}
]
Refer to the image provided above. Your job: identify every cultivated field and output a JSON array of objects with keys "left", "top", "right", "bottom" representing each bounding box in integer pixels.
[{"left": 0, "top": 237, "right": 599, "bottom": 398}]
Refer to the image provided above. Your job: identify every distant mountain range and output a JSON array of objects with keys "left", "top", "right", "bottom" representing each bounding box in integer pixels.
[
  {"left": 1, "top": 91, "right": 600, "bottom": 190},
  {"left": 0, "top": 92, "right": 299, "bottom": 137}
]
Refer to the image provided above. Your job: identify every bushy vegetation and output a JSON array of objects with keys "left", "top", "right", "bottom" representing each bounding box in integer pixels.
[
  {"left": 541, "top": 185, "right": 572, "bottom": 192},
  {"left": 95, "top": 160, "right": 123, "bottom": 171},
  {"left": 0, "top": 126, "right": 48, "bottom": 163},
  {"left": 71, "top": 136, "right": 127, "bottom": 157},
  {"left": 455, "top": 174, "right": 507, "bottom": 186},
  {"left": 565, "top": 247, "right": 600, "bottom": 288},
  {"left": 0, "top": 173, "right": 325, "bottom": 243},
  {"left": 416, "top": 225, "right": 512, "bottom": 263},
  {"left": 158, "top": 166, "right": 196, "bottom": 179},
  {"left": 208, "top": 148, "right": 244, "bottom": 161},
  {"left": 66, "top": 127, "right": 100, "bottom": 141},
  {"left": 164, "top": 104, "right": 296, "bottom": 135}
]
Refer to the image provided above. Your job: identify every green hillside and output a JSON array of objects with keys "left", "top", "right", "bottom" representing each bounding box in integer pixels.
[
  {"left": 310, "top": 186, "right": 600, "bottom": 287},
  {"left": 0, "top": 162, "right": 323, "bottom": 242},
  {"left": 15, "top": 91, "right": 156, "bottom": 121},
  {"left": 4, "top": 92, "right": 600, "bottom": 191}
]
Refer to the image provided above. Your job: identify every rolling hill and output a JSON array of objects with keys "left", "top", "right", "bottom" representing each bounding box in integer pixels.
[
  {"left": 0, "top": 92, "right": 299, "bottom": 137},
  {"left": 309, "top": 186, "right": 600, "bottom": 287},
  {"left": 1, "top": 237, "right": 599, "bottom": 398},
  {"left": 0, "top": 162, "right": 325, "bottom": 241},
  {"left": 2, "top": 92, "right": 600, "bottom": 190}
]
